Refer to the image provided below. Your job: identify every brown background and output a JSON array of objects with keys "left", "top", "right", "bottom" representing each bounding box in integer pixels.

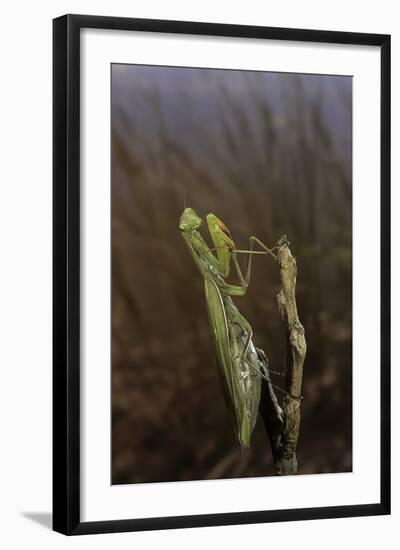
[{"left": 111, "top": 65, "right": 352, "bottom": 484}]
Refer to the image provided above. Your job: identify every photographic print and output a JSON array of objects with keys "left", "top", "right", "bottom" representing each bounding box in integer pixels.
[
  {"left": 53, "top": 15, "right": 390, "bottom": 534},
  {"left": 111, "top": 64, "right": 352, "bottom": 485}
]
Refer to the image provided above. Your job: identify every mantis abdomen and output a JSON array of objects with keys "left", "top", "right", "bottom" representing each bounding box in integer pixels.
[{"left": 205, "top": 276, "right": 262, "bottom": 448}]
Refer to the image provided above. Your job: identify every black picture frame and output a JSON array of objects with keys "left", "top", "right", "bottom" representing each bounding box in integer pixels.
[{"left": 53, "top": 14, "right": 391, "bottom": 535}]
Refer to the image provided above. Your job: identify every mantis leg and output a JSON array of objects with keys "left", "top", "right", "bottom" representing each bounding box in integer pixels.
[
  {"left": 248, "top": 236, "right": 277, "bottom": 260},
  {"left": 224, "top": 291, "right": 301, "bottom": 400},
  {"left": 227, "top": 306, "right": 264, "bottom": 373},
  {"left": 232, "top": 321, "right": 301, "bottom": 400},
  {"left": 231, "top": 238, "right": 254, "bottom": 291},
  {"left": 245, "top": 356, "right": 301, "bottom": 399},
  {"left": 237, "top": 326, "right": 253, "bottom": 365},
  {"left": 231, "top": 236, "right": 277, "bottom": 292}
]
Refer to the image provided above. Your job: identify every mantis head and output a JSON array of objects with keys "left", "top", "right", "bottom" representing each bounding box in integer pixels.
[{"left": 179, "top": 208, "right": 203, "bottom": 232}]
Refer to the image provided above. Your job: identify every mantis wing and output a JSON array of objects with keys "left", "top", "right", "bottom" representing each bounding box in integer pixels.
[{"left": 204, "top": 274, "right": 252, "bottom": 447}]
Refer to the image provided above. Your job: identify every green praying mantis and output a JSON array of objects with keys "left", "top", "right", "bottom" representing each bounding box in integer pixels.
[{"left": 179, "top": 207, "right": 284, "bottom": 448}]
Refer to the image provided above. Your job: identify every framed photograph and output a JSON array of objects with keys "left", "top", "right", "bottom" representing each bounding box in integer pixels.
[{"left": 53, "top": 14, "right": 390, "bottom": 535}]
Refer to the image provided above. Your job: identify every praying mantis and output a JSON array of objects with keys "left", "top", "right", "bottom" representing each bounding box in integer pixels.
[{"left": 179, "top": 207, "right": 283, "bottom": 448}]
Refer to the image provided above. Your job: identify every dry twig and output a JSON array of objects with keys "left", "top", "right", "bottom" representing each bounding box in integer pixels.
[{"left": 259, "top": 235, "right": 307, "bottom": 475}]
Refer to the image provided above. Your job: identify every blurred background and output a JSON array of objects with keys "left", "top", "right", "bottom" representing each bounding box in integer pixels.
[{"left": 111, "top": 65, "right": 352, "bottom": 484}]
